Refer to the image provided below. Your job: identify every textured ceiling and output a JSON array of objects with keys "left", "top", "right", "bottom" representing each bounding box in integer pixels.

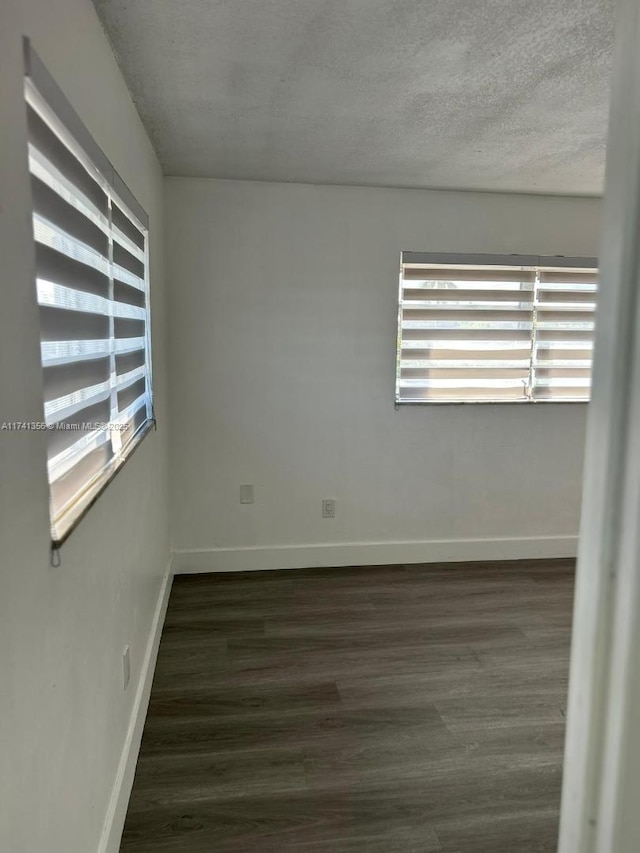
[{"left": 93, "top": 0, "right": 615, "bottom": 194}]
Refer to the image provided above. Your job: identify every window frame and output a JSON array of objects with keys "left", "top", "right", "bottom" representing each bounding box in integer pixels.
[
  {"left": 396, "top": 251, "right": 599, "bottom": 407},
  {"left": 23, "top": 39, "right": 155, "bottom": 550}
]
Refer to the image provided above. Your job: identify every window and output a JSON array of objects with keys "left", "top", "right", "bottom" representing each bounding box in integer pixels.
[
  {"left": 396, "top": 252, "right": 598, "bottom": 405},
  {"left": 24, "top": 40, "right": 154, "bottom": 548}
]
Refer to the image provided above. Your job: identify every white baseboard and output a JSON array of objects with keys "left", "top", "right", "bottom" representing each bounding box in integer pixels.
[
  {"left": 98, "top": 555, "right": 173, "bottom": 853},
  {"left": 172, "top": 535, "right": 578, "bottom": 574}
]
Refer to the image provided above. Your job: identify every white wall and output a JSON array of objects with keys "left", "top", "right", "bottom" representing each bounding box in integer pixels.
[
  {"left": 166, "top": 178, "right": 602, "bottom": 571},
  {"left": 0, "top": 2, "right": 169, "bottom": 852}
]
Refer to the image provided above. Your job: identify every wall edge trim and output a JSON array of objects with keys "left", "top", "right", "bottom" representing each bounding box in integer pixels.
[
  {"left": 97, "top": 553, "right": 173, "bottom": 853},
  {"left": 172, "top": 536, "right": 578, "bottom": 573}
]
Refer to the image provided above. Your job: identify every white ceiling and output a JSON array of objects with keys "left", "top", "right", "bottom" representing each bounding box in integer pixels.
[{"left": 93, "top": 0, "right": 615, "bottom": 195}]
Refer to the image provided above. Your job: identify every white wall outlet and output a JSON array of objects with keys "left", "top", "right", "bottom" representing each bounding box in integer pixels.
[
  {"left": 122, "top": 646, "right": 131, "bottom": 690},
  {"left": 240, "top": 484, "right": 254, "bottom": 504},
  {"left": 322, "top": 499, "right": 336, "bottom": 518}
]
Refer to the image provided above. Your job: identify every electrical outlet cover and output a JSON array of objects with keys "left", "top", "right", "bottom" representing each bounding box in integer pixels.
[
  {"left": 123, "top": 646, "right": 131, "bottom": 690},
  {"left": 322, "top": 499, "right": 336, "bottom": 518},
  {"left": 240, "top": 484, "right": 254, "bottom": 504}
]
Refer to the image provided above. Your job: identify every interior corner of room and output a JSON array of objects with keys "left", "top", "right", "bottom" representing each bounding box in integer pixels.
[{"left": 4, "top": 0, "right": 640, "bottom": 851}]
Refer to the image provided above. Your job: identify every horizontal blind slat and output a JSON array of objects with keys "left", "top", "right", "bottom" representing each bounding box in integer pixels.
[
  {"left": 112, "top": 226, "right": 145, "bottom": 262},
  {"left": 401, "top": 367, "right": 530, "bottom": 380},
  {"left": 536, "top": 346, "right": 593, "bottom": 359},
  {"left": 44, "top": 379, "right": 112, "bottom": 426},
  {"left": 114, "top": 317, "right": 146, "bottom": 339},
  {"left": 46, "top": 398, "right": 112, "bottom": 460},
  {"left": 113, "top": 241, "right": 145, "bottom": 279},
  {"left": 114, "top": 280, "right": 146, "bottom": 309},
  {"left": 533, "top": 386, "right": 592, "bottom": 401},
  {"left": 113, "top": 264, "right": 145, "bottom": 292},
  {"left": 535, "top": 367, "right": 592, "bottom": 380},
  {"left": 112, "top": 203, "right": 145, "bottom": 250},
  {"left": 31, "top": 175, "right": 109, "bottom": 256},
  {"left": 116, "top": 365, "right": 147, "bottom": 391},
  {"left": 115, "top": 348, "right": 145, "bottom": 377},
  {"left": 398, "top": 385, "right": 527, "bottom": 402},
  {"left": 402, "top": 288, "right": 534, "bottom": 303},
  {"left": 403, "top": 268, "right": 536, "bottom": 283},
  {"left": 535, "top": 329, "right": 595, "bottom": 343},
  {"left": 39, "top": 305, "right": 110, "bottom": 343},
  {"left": 539, "top": 271, "right": 599, "bottom": 284},
  {"left": 37, "top": 280, "right": 146, "bottom": 320},
  {"left": 33, "top": 215, "right": 110, "bottom": 277},
  {"left": 117, "top": 378, "right": 146, "bottom": 413},
  {"left": 403, "top": 308, "right": 532, "bottom": 322},
  {"left": 116, "top": 393, "right": 149, "bottom": 428},
  {"left": 43, "top": 357, "right": 111, "bottom": 404},
  {"left": 27, "top": 104, "right": 107, "bottom": 214},
  {"left": 401, "top": 346, "right": 532, "bottom": 360},
  {"left": 36, "top": 243, "right": 109, "bottom": 299},
  {"left": 537, "top": 285, "right": 597, "bottom": 299},
  {"left": 29, "top": 146, "right": 109, "bottom": 234},
  {"left": 41, "top": 336, "right": 146, "bottom": 367},
  {"left": 401, "top": 328, "right": 534, "bottom": 343}
]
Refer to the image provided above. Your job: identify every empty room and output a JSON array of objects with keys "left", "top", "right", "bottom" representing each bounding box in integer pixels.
[{"left": 4, "top": 0, "right": 640, "bottom": 851}]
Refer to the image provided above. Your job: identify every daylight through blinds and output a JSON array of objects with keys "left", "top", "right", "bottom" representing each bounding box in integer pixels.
[
  {"left": 25, "top": 60, "right": 153, "bottom": 546},
  {"left": 397, "top": 256, "right": 598, "bottom": 404}
]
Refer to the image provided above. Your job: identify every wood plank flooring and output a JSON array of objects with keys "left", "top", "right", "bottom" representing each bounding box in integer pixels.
[{"left": 120, "top": 559, "right": 574, "bottom": 852}]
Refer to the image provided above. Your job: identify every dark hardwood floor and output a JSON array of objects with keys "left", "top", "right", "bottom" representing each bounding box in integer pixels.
[{"left": 120, "top": 559, "right": 574, "bottom": 852}]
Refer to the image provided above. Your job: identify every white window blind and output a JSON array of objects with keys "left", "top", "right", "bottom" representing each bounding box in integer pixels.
[
  {"left": 24, "top": 41, "right": 154, "bottom": 547},
  {"left": 397, "top": 253, "right": 598, "bottom": 404}
]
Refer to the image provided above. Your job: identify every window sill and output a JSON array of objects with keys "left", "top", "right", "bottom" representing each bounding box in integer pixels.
[{"left": 51, "top": 420, "right": 154, "bottom": 550}]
